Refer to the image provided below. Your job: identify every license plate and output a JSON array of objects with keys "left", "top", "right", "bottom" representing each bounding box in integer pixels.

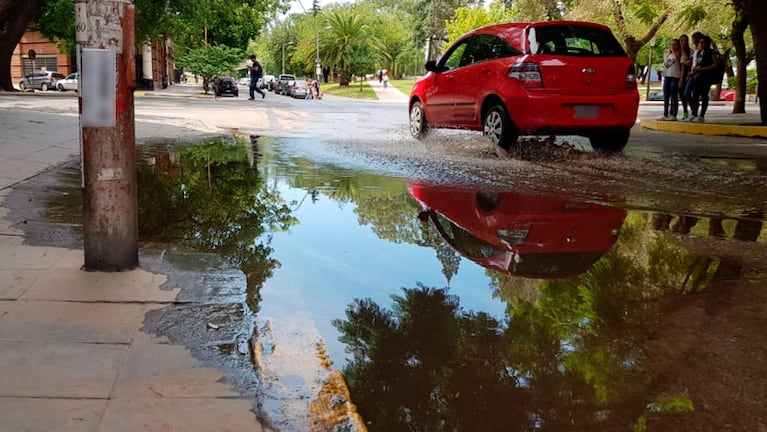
[{"left": 574, "top": 105, "right": 599, "bottom": 119}]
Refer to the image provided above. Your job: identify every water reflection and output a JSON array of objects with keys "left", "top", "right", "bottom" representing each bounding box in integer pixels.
[
  {"left": 25, "top": 136, "right": 767, "bottom": 431},
  {"left": 409, "top": 181, "right": 626, "bottom": 278},
  {"left": 137, "top": 137, "right": 298, "bottom": 312}
]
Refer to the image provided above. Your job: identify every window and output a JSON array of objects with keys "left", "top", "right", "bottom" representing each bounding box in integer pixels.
[
  {"left": 466, "top": 34, "right": 521, "bottom": 64},
  {"left": 441, "top": 40, "right": 470, "bottom": 70},
  {"left": 529, "top": 25, "right": 626, "bottom": 57}
]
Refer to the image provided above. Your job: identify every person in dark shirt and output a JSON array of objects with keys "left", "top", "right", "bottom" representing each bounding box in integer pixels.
[{"left": 247, "top": 54, "right": 265, "bottom": 100}]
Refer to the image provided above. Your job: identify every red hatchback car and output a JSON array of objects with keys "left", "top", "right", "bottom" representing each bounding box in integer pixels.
[
  {"left": 409, "top": 21, "right": 639, "bottom": 153},
  {"left": 409, "top": 181, "right": 626, "bottom": 278}
]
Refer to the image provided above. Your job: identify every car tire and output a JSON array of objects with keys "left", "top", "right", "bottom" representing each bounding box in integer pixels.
[
  {"left": 409, "top": 101, "right": 429, "bottom": 140},
  {"left": 589, "top": 129, "right": 630, "bottom": 153},
  {"left": 483, "top": 104, "right": 517, "bottom": 150},
  {"left": 58, "top": 84, "right": 65, "bottom": 91},
  {"left": 19, "top": 82, "right": 26, "bottom": 90},
  {"left": 41, "top": 82, "right": 49, "bottom": 91}
]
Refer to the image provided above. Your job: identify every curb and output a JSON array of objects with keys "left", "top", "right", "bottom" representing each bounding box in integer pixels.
[{"left": 640, "top": 119, "right": 767, "bottom": 138}]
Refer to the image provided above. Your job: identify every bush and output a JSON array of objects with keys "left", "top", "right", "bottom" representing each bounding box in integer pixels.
[{"left": 726, "top": 68, "right": 758, "bottom": 93}]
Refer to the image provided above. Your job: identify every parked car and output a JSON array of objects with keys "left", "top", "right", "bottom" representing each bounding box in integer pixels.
[
  {"left": 408, "top": 21, "right": 639, "bottom": 153},
  {"left": 259, "top": 74, "right": 275, "bottom": 89},
  {"left": 290, "top": 80, "right": 309, "bottom": 98},
  {"left": 213, "top": 76, "right": 239, "bottom": 97},
  {"left": 56, "top": 72, "right": 79, "bottom": 92},
  {"left": 19, "top": 70, "right": 66, "bottom": 91},
  {"left": 409, "top": 180, "right": 626, "bottom": 278},
  {"left": 647, "top": 90, "right": 664, "bottom": 101},
  {"left": 274, "top": 74, "right": 296, "bottom": 95},
  {"left": 238, "top": 77, "right": 250, "bottom": 86},
  {"left": 719, "top": 89, "right": 736, "bottom": 101}
]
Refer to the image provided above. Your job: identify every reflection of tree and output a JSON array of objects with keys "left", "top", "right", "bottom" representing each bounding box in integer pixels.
[
  {"left": 137, "top": 140, "right": 298, "bottom": 312},
  {"left": 334, "top": 210, "right": 767, "bottom": 430},
  {"left": 333, "top": 284, "right": 527, "bottom": 432}
]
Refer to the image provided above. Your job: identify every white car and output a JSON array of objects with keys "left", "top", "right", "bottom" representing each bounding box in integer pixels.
[
  {"left": 56, "top": 72, "right": 79, "bottom": 92},
  {"left": 259, "top": 74, "right": 275, "bottom": 89}
]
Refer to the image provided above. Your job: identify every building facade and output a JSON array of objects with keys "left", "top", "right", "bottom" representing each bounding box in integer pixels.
[{"left": 12, "top": 30, "right": 174, "bottom": 91}]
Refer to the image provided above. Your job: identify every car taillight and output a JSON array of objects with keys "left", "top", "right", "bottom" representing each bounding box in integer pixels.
[
  {"left": 509, "top": 62, "right": 542, "bottom": 89},
  {"left": 624, "top": 64, "right": 637, "bottom": 90}
]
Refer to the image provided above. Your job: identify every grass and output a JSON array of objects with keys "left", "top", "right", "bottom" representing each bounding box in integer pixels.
[
  {"left": 322, "top": 81, "right": 377, "bottom": 100},
  {"left": 389, "top": 79, "right": 416, "bottom": 95}
]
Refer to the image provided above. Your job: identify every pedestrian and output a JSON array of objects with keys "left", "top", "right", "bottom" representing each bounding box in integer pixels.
[
  {"left": 660, "top": 38, "right": 682, "bottom": 121},
  {"left": 247, "top": 54, "right": 265, "bottom": 100},
  {"left": 682, "top": 32, "right": 704, "bottom": 120},
  {"left": 382, "top": 70, "right": 389, "bottom": 89},
  {"left": 686, "top": 35, "right": 719, "bottom": 123},
  {"left": 305, "top": 79, "right": 313, "bottom": 100},
  {"left": 678, "top": 34, "right": 693, "bottom": 120},
  {"left": 378, "top": 69, "right": 383, "bottom": 83},
  {"left": 311, "top": 78, "right": 320, "bottom": 99}
]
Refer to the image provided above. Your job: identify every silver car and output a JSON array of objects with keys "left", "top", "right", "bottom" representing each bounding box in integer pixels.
[
  {"left": 56, "top": 72, "right": 79, "bottom": 92},
  {"left": 19, "top": 70, "right": 66, "bottom": 91}
]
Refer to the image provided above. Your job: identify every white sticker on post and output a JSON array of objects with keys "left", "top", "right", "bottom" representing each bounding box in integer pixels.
[{"left": 81, "top": 48, "right": 116, "bottom": 128}]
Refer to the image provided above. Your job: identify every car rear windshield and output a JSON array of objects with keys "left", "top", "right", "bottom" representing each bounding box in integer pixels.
[{"left": 528, "top": 25, "right": 627, "bottom": 57}]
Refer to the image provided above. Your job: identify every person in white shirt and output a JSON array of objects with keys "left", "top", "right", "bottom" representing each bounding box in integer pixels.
[{"left": 661, "top": 39, "right": 682, "bottom": 120}]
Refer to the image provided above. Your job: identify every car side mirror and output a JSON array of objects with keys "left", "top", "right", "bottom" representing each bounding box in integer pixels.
[{"left": 424, "top": 60, "right": 440, "bottom": 73}]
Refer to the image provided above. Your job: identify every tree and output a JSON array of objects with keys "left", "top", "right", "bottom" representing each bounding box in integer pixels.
[
  {"left": 321, "top": 10, "right": 369, "bottom": 86},
  {"left": 733, "top": 0, "right": 766, "bottom": 124},
  {"left": 176, "top": 44, "right": 244, "bottom": 93},
  {"left": 0, "top": 0, "right": 45, "bottom": 91}
]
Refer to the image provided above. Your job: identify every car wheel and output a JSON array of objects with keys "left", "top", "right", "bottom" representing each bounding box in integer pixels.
[
  {"left": 589, "top": 129, "right": 630, "bottom": 153},
  {"left": 409, "top": 101, "right": 429, "bottom": 140},
  {"left": 41, "top": 82, "right": 49, "bottom": 91},
  {"left": 19, "top": 81, "right": 26, "bottom": 90},
  {"left": 483, "top": 104, "right": 517, "bottom": 150},
  {"left": 58, "top": 84, "right": 65, "bottom": 91}
]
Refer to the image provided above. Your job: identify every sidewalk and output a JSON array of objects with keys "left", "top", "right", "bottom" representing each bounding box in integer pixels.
[
  {"left": 639, "top": 102, "right": 767, "bottom": 138},
  {"left": 366, "top": 79, "right": 409, "bottom": 103},
  {"left": 0, "top": 107, "right": 272, "bottom": 431}
]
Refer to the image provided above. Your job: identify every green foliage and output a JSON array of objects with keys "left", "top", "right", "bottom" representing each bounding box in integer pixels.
[
  {"left": 37, "top": 0, "right": 76, "bottom": 56},
  {"left": 322, "top": 9, "right": 370, "bottom": 85},
  {"left": 727, "top": 67, "right": 758, "bottom": 92},
  {"left": 176, "top": 45, "right": 244, "bottom": 89}
]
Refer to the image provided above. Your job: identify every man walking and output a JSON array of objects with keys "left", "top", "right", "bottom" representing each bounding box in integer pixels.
[{"left": 248, "top": 54, "right": 265, "bottom": 100}]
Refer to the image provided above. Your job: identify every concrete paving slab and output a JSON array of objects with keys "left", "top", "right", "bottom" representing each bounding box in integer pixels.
[
  {"left": 113, "top": 344, "right": 244, "bottom": 399},
  {"left": 22, "top": 267, "right": 177, "bottom": 303},
  {"left": 0, "top": 269, "right": 40, "bottom": 299},
  {"left": 0, "top": 301, "right": 148, "bottom": 344},
  {"left": 0, "top": 341, "right": 125, "bottom": 398},
  {"left": 99, "top": 398, "right": 265, "bottom": 432},
  {"left": 0, "top": 244, "right": 70, "bottom": 270},
  {"left": 0, "top": 398, "right": 106, "bottom": 432}
]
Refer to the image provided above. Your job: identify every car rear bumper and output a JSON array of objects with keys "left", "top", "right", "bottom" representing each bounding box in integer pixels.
[{"left": 505, "top": 92, "right": 639, "bottom": 133}]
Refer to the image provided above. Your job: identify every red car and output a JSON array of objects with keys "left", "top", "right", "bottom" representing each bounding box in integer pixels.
[
  {"left": 409, "top": 21, "right": 639, "bottom": 153},
  {"left": 409, "top": 181, "right": 626, "bottom": 278}
]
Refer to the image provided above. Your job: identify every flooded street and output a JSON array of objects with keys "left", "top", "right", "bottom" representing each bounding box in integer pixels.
[
  {"left": 7, "top": 127, "right": 767, "bottom": 431},
  {"left": 2, "top": 90, "right": 767, "bottom": 430}
]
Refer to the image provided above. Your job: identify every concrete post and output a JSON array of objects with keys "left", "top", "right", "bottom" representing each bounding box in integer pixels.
[{"left": 75, "top": 0, "right": 138, "bottom": 271}]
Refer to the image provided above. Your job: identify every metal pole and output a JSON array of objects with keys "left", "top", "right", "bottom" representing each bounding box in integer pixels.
[
  {"left": 282, "top": 44, "right": 285, "bottom": 75},
  {"left": 315, "top": 30, "right": 321, "bottom": 80},
  {"left": 75, "top": 0, "right": 138, "bottom": 271}
]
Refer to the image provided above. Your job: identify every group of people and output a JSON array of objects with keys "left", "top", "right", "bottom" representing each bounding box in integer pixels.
[
  {"left": 661, "top": 32, "right": 722, "bottom": 123},
  {"left": 247, "top": 54, "right": 322, "bottom": 101}
]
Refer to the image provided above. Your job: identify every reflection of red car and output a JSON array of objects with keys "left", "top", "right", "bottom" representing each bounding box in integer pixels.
[
  {"left": 719, "top": 89, "right": 735, "bottom": 101},
  {"left": 409, "top": 181, "right": 626, "bottom": 278}
]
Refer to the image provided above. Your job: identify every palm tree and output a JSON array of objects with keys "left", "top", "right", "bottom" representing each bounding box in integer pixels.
[{"left": 321, "top": 10, "right": 368, "bottom": 86}]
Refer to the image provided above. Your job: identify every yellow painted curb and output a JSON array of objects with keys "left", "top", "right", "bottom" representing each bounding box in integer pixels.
[{"left": 641, "top": 119, "right": 767, "bottom": 138}]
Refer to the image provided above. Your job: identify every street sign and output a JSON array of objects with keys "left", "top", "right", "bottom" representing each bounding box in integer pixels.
[{"left": 27, "top": 49, "right": 36, "bottom": 60}]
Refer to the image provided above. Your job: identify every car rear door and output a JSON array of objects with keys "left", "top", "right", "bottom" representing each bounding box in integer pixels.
[
  {"left": 452, "top": 34, "right": 521, "bottom": 127},
  {"left": 527, "top": 23, "right": 632, "bottom": 100}
]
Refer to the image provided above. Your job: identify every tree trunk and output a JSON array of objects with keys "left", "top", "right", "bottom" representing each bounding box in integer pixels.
[
  {"left": 742, "top": 0, "right": 767, "bottom": 124},
  {"left": 0, "top": 0, "right": 44, "bottom": 91},
  {"left": 731, "top": 11, "right": 749, "bottom": 114}
]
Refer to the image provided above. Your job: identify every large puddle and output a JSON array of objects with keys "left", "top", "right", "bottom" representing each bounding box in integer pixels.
[{"left": 10, "top": 135, "right": 767, "bottom": 431}]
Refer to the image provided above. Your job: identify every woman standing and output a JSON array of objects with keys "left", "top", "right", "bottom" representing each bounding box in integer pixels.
[
  {"left": 688, "top": 35, "right": 720, "bottom": 123},
  {"left": 678, "top": 34, "right": 693, "bottom": 120},
  {"left": 661, "top": 39, "right": 682, "bottom": 120}
]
